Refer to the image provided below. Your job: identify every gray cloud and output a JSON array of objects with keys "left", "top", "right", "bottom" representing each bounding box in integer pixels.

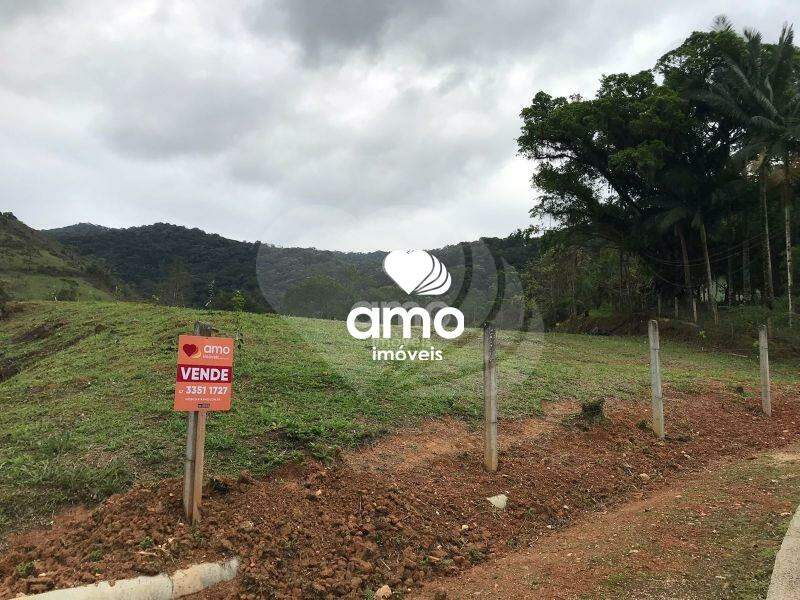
[
  {"left": 0, "top": 0, "right": 798, "bottom": 250},
  {"left": 278, "top": 0, "right": 400, "bottom": 59},
  {"left": 0, "top": 0, "right": 62, "bottom": 26},
  {"left": 100, "top": 60, "right": 274, "bottom": 158}
]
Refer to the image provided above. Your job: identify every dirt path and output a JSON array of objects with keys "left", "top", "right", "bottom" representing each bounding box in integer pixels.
[
  {"left": 414, "top": 449, "right": 800, "bottom": 599},
  {"left": 343, "top": 401, "right": 578, "bottom": 475},
  {"left": 2, "top": 387, "right": 799, "bottom": 598}
]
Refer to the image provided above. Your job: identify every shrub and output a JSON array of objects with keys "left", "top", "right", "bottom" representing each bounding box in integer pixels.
[
  {"left": 0, "top": 281, "right": 9, "bottom": 316},
  {"left": 54, "top": 285, "right": 78, "bottom": 301},
  {"left": 580, "top": 397, "right": 605, "bottom": 423}
]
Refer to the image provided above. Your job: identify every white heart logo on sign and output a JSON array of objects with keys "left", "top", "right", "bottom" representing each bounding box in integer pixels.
[{"left": 383, "top": 250, "right": 452, "bottom": 295}]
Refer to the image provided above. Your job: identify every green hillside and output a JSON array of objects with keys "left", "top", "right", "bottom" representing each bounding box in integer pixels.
[
  {"left": 2, "top": 300, "right": 798, "bottom": 532},
  {"left": 0, "top": 213, "right": 113, "bottom": 302}
]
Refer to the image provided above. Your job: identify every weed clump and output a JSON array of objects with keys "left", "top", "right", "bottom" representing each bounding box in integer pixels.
[
  {"left": 562, "top": 398, "right": 606, "bottom": 431},
  {"left": 580, "top": 398, "right": 605, "bottom": 423},
  {"left": 15, "top": 561, "right": 34, "bottom": 577}
]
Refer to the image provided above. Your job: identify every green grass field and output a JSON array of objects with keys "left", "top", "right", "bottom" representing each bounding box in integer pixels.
[{"left": 1, "top": 300, "right": 798, "bottom": 532}]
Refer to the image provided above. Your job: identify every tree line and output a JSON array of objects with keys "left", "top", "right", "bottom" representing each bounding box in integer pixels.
[
  {"left": 48, "top": 221, "right": 539, "bottom": 325},
  {"left": 518, "top": 18, "right": 799, "bottom": 327}
]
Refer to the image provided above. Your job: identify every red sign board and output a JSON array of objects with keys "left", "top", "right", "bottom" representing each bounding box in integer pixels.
[{"left": 174, "top": 334, "right": 234, "bottom": 411}]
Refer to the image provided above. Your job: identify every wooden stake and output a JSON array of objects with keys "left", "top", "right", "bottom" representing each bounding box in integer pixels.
[
  {"left": 184, "top": 320, "right": 212, "bottom": 523},
  {"left": 759, "top": 324, "right": 771, "bottom": 417},
  {"left": 648, "top": 320, "right": 664, "bottom": 439},
  {"left": 483, "top": 323, "right": 498, "bottom": 472},
  {"left": 183, "top": 410, "right": 197, "bottom": 519},
  {"left": 191, "top": 411, "right": 207, "bottom": 521}
]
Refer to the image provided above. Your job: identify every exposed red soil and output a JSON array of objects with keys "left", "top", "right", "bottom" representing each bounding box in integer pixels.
[
  {"left": 344, "top": 402, "right": 578, "bottom": 475},
  {"left": 414, "top": 449, "right": 800, "bottom": 599},
  {"left": 2, "top": 386, "right": 799, "bottom": 599}
]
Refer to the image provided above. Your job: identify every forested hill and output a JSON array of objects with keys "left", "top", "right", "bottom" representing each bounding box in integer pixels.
[
  {"left": 0, "top": 213, "right": 113, "bottom": 302},
  {"left": 48, "top": 222, "right": 267, "bottom": 311},
  {"left": 45, "top": 222, "right": 539, "bottom": 317}
]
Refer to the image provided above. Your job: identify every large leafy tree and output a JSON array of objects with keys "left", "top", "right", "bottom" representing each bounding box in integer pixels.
[
  {"left": 738, "top": 26, "right": 800, "bottom": 322},
  {"left": 520, "top": 20, "right": 800, "bottom": 326},
  {"left": 518, "top": 70, "right": 737, "bottom": 320},
  {"left": 518, "top": 72, "right": 679, "bottom": 253}
]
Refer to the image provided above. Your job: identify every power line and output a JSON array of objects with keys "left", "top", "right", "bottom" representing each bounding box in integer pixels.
[
  {"left": 649, "top": 241, "right": 767, "bottom": 291},
  {"left": 638, "top": 229, "right": 769, "bottom": 267},
  {"left": 639, "top": 225, "right": 787, "bottom": 269}
]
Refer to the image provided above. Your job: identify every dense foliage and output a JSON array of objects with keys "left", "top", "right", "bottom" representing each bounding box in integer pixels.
[
  {"left": 47, "top": 222, "right": 540, "bottom": 325},
  {"left": 0, "top": 280, "right": 8, "bottom": 316},
  {"left": 48, "top": 223, "right": 268, "bottom": 311},
  {"left": 518, "top": 19, "right": 800, "bottom": 327}
]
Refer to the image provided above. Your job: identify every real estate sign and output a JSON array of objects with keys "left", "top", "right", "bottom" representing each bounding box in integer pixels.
[{"left": 174, "top": 334, "right": 234, "bottom": 411}]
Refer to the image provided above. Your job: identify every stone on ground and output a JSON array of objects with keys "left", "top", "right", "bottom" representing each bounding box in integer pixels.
[{"left": 486, "top": 494, "right": 508, "bottom": 509}]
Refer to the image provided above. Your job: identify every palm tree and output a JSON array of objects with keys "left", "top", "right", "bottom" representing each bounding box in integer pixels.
[
  {"left": 745, "top": 26, "right": 799, "bottom": 324},
  {"left": 655, "top": 206, "right": 705, "bottom": 324},
  {"left": 656, "top": 208, "right": 696, "bottom": 322},
  {"left": 705, "top": 24, "right": 799, "bottom": 320}
]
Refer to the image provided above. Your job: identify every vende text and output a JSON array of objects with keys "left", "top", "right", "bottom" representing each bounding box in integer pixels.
[{"left": 176, "top": 365, "right": 232, "bottom": 382}]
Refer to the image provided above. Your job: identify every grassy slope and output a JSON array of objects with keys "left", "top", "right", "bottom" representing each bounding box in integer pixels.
[
  {"left": 1, "top": 301, "right": 799, "bottom": 532},
  {"left": 0, "top": 213, "right": 112, "bottom": 301},
  {"left": 0, "top": 273, "right": 111, "bottom": 302}
]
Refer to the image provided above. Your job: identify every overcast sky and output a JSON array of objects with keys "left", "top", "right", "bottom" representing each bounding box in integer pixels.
[{"left": 1, "top": 1, "right": 797, "bottom": 251}]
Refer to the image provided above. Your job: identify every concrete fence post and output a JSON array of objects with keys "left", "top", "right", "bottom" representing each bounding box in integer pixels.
[
  {"left": 648, "top": 319, "right": 664, "bottom": 439},
  {"left": 759, "top": 324, "right": 771, "bottom": 417},
  {"left": 483, "top": 323, "right": 498, "bottom": 472}
]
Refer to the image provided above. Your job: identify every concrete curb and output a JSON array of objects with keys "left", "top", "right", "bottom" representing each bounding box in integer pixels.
[
  {"left": 768, "top": 505, "right": 800, "bottom": 599},
  {"left": 21, "top": 557, "right": 239, "bottom": 599}
]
